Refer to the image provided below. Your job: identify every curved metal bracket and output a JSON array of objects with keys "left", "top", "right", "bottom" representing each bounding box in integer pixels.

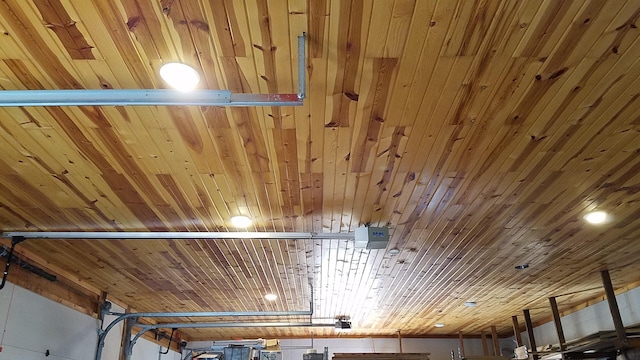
[{"left": 0, "top": 236, "right": 26, "bottom": 290}]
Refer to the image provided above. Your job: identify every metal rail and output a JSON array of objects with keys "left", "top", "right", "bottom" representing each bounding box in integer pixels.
[
  {"left": 96, "top": 284, "right": 316, "bottom": 360},
  {"left": 0, "top": 35, "right": 306, "bottom": 108},
  {"left": 2, "top": 231, "right": 355, "bottom": 240}
]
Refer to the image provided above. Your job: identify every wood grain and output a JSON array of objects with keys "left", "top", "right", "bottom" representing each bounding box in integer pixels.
[{"left": 1, "top": 0, "right": 640, "bottom": 341}]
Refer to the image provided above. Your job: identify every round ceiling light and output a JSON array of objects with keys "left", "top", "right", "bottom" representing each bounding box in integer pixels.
[
  {"left": 464, "top": 301, "right": 477, "bottom": 307},
  {"left": 388, "top": 248, "right": 400, "bottom": 255},
  {"left": 159, "top": 62, "right": 200, "bottom": 91},
  {"left": 583, "top": 211, "right": 608, "bottom": 224},
  {"left": 230, "top": 215, "right": 252, "bottom": 228},
  {"left": 434, "top": 323, "right": 445, "bottom": 328},
  {"left": 265, "top": 293, "right": 277, "bottom": 301}
]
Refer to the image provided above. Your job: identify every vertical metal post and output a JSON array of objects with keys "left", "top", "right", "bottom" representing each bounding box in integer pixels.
[
  {"left": 121, "top": 316, "right": 136, "bottom": 360},
  {"left": 522, "top": 309, "right": 540, "bottom": 360},
  {"left": 601, "top": 270, "right": 627, "bottom": 346},
  {"left": 549, "top": 297, "right": 566, "bottom": 359},
  {"left": 297, "top": 33, "right": 306, "bottom": 100},
  {"left": 458, "top": 332, "right": 465, "bottom": 358},
  {"left": 512, "top": 315, "right": 523, "bottom": 346},
  {"left": 481, "top": 331, "right": 489, "bottom": 356},
  {"left": 397, "top": 330, "right": 403, "bottom": 353},
  {"left": 523, "top": 309, "right": 538, "bottom": 360},
  {"left": 491, "top": 326, "right": 500, "bottom": 356}
]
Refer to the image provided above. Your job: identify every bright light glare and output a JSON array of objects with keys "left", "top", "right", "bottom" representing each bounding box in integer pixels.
[
  {"left": 265, "top": 293, "right": 277, "bottom": 301},
  {"left": 434, "top": 323, "right": 445, "bottom": 328},
  {"left": 160, "top": 63, "right": 200, "bottom": 91},
  {"left": 230, "top": 215, "right": 252, "bottom": 228},
  {"left": 583, "top": 211, "right": 608, "bottom": 224}
]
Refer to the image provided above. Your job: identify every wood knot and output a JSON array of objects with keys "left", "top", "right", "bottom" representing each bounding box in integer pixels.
[
  {"left": 127, "top": 16, "right": 141, "bottom": 31},
  {"left": 344, "top": 92, "right": 359, "bottom": 101}
]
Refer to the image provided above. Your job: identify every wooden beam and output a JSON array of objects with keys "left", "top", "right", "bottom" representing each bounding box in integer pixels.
[
  {"left": 459, "top": 331, "right": 466, "bottom": 358},
  {"left": 523, "top": 309, "right": 539, "bottom": 360},
  {"left": 512, "top": 315, "right": 523, "bottom": 346},
  {"left": 600, "top": 270, "right": 627, "bottom": 346},
  {"left": 6, "top": 256, "right": 99, "bottom": 317},
  {"left": 398, "top": 330, "right": 403, "bottom": 353},
  {"left": 481, "top": 330, "right": 489, "bottom": 356},
  {"left": 549, "top": 297, "right": 566, "bottom": 358},
  {"left": 97, "top": 291, "right": 108, "bottom": 321},
  {"left": 491, "top": 326, "right": 500, "bottom": 356}
]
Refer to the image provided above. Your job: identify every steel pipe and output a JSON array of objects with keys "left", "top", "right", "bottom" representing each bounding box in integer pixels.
[
  {"left": 0, "top": 89, "right": 303, "bottom": 107},
  {"left": 3, "top": 231, "right": 355, "bottom": 240},
  {"left": 297, "top": 33, "right": 306, "bottom": 100}
]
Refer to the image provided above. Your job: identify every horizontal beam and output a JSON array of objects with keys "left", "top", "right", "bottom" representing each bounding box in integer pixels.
[
  {"left": 110, "top": 310, "right": 313, "bottom": 318},
  {"left": 2, "top": 231, "right": 355, "bottom": 240},
  {"left": 0, "top": 89, "right": 303, "bottom": 107},
  {"left": 136, "top": 322, "right": 335, "bottom": 330}
]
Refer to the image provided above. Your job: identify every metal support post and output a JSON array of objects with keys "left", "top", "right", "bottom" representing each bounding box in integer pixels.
[
  {"left": 512, "top": 315, "right": 523, "bottom": 346},
  {"left": 523, "top": 309, "right": 538, "bottom": 360},
  {"left": 481, "top": 330, "right": 489, "bottom": 356},
  {"left": 549, "top": 297, "right": 566, "bottom": 359},
  {"left": 600, "top": 270, "right": 627, "bottom": 346},
  {"left": 491, "top": 326, "right": 500, "bottom": 356},
  {"left": 122, "top": 316, "right": 137, "bottom": 360}
]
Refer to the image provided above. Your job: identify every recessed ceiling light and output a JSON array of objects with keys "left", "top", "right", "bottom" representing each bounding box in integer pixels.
[
  {"left": 159, "top": 62, "right": 200, "bottom": 91},
  {"left": 265, "top": 293, "right": 277, "bottom": 301},
  {"left": 388, "top": 248, "right": 400, "bottom": 255},
  {"left": 230, "top": 215, "right": 252, "bottom": 228},
  {"left": 434, "top": 323, "right": 445, "bottom": 328},
  {"left": 464, "top": 301, "right": 477, "bottom": 307},
  {"left": 583, "top": 211, "right": 608, "bottom": 224}
]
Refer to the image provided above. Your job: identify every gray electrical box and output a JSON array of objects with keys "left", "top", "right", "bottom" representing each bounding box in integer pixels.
[{"left": 354, "top": 226, "right": 389, "bottom": 249}]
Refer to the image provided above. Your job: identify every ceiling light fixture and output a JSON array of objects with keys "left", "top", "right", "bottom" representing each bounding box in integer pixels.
[
  {"left": 265, "top": 294, "right": 277, "bottom": 301},
  {"left": 388, "top": 248, "right": 400, "bottom": 255},
  {"left": 464, "top": 301, "right": 477, "bottom": 307},
  {"left": 160, "top": 63, "right": 200, "bottom": 91},
  {"left": 515, "top": 264, "right": 529, "bottom": 270},
  {"left": 434, "top": 323, "right": 445, "bottom": 328},
  {"left": 583, "top": 211, "right": 608, "bottom": 224},
  {"left": 230, "top": 215, "right": 252, "bottom": 228}
]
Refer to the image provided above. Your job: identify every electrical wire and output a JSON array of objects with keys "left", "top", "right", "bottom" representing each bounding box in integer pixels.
[
  {"left": 0, "top": 282, "right": 16, "bottom": 348},
  {"left": 159, "top": 328, "right": 177, "bottom": 355}
]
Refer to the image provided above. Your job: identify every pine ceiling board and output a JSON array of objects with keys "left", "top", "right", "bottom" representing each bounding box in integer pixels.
[{"left": 3, "top": 0, "right": 640, "bottom": 339}]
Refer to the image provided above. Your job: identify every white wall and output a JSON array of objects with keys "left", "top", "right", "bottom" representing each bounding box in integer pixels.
[
  {"left": 0, "top": 281, "right": 181, "bottom": 360},
  {"left": 521, "top": 286, "right": 640, "bottom": 348},
  {"left": 189, "top": 337, "right": 484, "bottom": 360}
]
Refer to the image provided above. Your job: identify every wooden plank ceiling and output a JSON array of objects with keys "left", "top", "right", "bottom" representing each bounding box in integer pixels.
[{"left": 1, "top": 0, "right": 640, "bottom": 341}]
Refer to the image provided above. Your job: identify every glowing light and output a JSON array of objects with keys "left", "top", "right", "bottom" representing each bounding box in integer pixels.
[
  {"left": 584, "top": 211, "right": 608, "bottom": 224},
  {"left": 230, "top": 215, "right": 252, "bottom": 228},
  {"left": 160, "top": 63, "right": 200, "bottom": 91}
]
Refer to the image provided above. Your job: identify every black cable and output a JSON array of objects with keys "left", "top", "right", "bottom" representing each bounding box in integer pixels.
[
  {"left": 159, "top": 328, "right": 177, "bottom": 355},
  {"left": 0, "top": 237, "right": 25, "bottom": 290}
]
